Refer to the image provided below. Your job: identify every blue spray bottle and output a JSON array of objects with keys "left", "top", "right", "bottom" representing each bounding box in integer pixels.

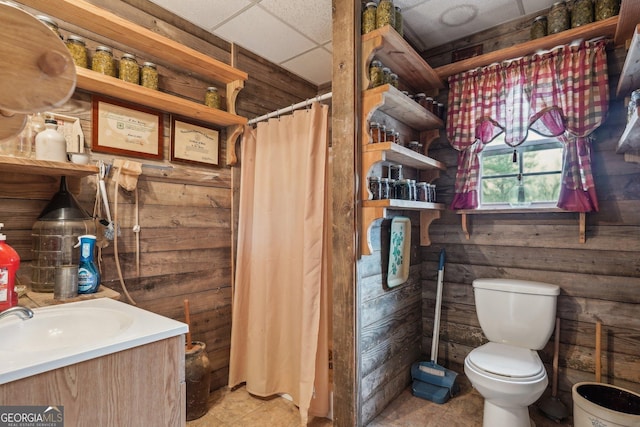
[{"left": 75, "top": 235, "right": 100, "bottom": 294}]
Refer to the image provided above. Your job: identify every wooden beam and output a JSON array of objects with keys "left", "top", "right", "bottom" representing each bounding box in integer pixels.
[{"left": 331, "top": 0, "right": 360, "bottom": 425}]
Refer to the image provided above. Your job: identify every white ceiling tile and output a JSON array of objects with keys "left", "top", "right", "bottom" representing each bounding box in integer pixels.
[
  {"left": 404, "top": 0, "right": 523, "bottom": 50},
  {"left": 281, "top": 48, "right": 332, "bottom": 86},
  {"left": 148, "top": 0, "right": 252, "bottom": 31},
  {"left": 260, "top": 0, "right": 332, "bottom": 44},
  {"left": 214, "top": 6, "right": 316, "bottom": 63}
]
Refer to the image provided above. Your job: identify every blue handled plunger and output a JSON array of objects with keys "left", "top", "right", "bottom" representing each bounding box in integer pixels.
[{"left": 410, "top": 248, "right": 459, "bottom": 404}]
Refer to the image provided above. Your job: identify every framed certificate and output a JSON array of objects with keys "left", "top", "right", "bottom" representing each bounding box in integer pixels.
[
  {"left": 170, "top": 116, "right": 220, "bottom": 167},
  {"left": 92, "top": 96, "right": 163, "bottom": 160}
]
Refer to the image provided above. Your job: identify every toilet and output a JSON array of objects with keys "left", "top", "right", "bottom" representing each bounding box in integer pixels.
[{"left": 464, "top": 278, "right": 560, "bottom": 427}]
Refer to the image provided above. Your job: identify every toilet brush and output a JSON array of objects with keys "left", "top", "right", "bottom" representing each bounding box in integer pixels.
[{"left": 538, "top": 317, "right": 569, "bottom": 421}]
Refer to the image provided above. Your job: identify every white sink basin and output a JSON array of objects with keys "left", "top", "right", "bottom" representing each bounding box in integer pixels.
[
  {"left": 0, "top": 307, "right": 134, "bottom": 353},
  {"left": 0, "top": 298, "right": 188, "bottom": 385}
]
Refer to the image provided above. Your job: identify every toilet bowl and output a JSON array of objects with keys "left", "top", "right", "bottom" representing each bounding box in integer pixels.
[
  {"left": 465, "top": 279, "right": 560, "bottom": 427},
  {"left": 465, "top": 342, "right": 548, "bottom": 427}
]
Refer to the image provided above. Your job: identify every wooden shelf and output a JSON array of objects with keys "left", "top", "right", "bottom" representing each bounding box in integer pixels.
[
  {"left": 434, "top": 16, "right": 619, "bottom": 82},
  {"left": 76, "top": 67, "right": 246, "bottom": 127},
  {"left": 617, "top": 25, "right": 640, "bottom": 97},
  {"left": 363, "top": 85, "right": 443, "bottom": 131},
  {"left": 456, "top": 208, "right": 587, "bottom": 243},
  {"left": 18, "top": 0, "right": 247, "bottom": 85},
  {"left": 617, "top": 106, "right": 640, "bottom": 153},
  {"left": 19, "top": 0, "right": 247, "bottom": 121},
  {"left": 363, "top": 142, "right": 446, "bottom": 170},
  {"left": 361, "top": 25, "right": 443, "bottom": 92},
  {"left": 362, "top": 202, "right": 444, "bottom": 256},
  {"left": 0, "top": 155, "right": 98, "bottom": 177}
]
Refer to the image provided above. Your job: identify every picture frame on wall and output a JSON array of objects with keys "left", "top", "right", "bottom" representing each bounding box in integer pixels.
[
  {"left": 170, "top": 116, "right": 220, "bottom": 167},
  {"left": 92, "top": 96, "right": 163, "bottom": 160}
]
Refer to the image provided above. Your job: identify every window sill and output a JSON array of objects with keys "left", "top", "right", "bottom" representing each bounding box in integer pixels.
[{"left": 455, "top": 207, "right": 586, "bottom": 243}]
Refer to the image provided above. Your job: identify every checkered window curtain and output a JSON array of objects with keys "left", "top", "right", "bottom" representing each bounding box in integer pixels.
[{"left": 446, "top": 39, "right": 609, "bottom": 211}]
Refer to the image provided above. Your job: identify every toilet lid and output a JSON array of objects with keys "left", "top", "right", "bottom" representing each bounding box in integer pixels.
[{"left": 467, "top": 342, "right": 544, "bottom": 378}]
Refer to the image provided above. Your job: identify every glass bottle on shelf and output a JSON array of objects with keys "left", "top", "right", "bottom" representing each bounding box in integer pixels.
[
  {"left": 571, "top": 0, "right": 594, "bottom": 28},
  {"left": 548, "top": 1, "right": 569, "bottom": 34},
  {"left": 376, "top": 0, "right": 395, "bottom": 29},
  {"left": 369, "top": 60, "right": 384, "bottom": 87},
  {"left": 530, "top": 16, "right": 548, "bottom": 40},
  {"left": 362, "top": 2, "right": 377, "bottom": 34},
  {"left": 595, "top": 0, "right": 620, "bottom": 20},
  {"left": 394, "top": 6, "right": 403, "bottom": 36}
]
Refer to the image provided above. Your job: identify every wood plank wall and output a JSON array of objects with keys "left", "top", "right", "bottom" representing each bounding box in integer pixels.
[
  {"left": 5, "top": 0, "right": 319, "bottom": 391},
  {"left": 420, "top": 14, "right": 640, "bottom": 413}
]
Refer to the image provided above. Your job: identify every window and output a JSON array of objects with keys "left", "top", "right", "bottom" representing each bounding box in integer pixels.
[{"left": 479, "top": 133, "right": 563, "bottom": 208}]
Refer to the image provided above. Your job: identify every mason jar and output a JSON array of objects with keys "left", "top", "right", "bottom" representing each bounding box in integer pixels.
[
  {"left": 394, "top": 6, "right": 404, "bottom": 36},
  {"left": 141, "top": 62, "right": 159, "bottom": 90},
  {"left": 530, "top": 16, "right": 548, "bottom": 40},
  {"left": 370, "top": 60, "right": 384, "bottom": 87},
  {"left": 548, "top": 1, "right": 570, "bottom": 34},
  {"left": 119, "top": 53, "right": 139, "bottom": 84},
  {"left": 36, "top": 15, "right": 62, "bottom": 40},
  {"left": 595, "top": 0, "right": 620, "bottom": 20},
  {"left": 204, "top": 86, "right": 221, "bottom": 109},
  {"left": 376, "top": 0, "right": 395, "bottom": 29},
  {"left": 571, "top": 0, "right": 594, "bottom": 28},
  {"left": 369, "top": 176, "right": 381, "bottom": 200},
  {"left": 362, "top": 2, "right": 377, "bottom": 34},
  {"left": 65, "top": 35, "right": 88, "bottom": 68},
  {"left": 91, "top": 46, "right": 115, "bottom": 77}
]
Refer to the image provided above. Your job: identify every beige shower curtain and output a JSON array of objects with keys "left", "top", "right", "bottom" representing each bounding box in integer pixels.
[{"left": 229, "top": 102, "right": 331, "bottom": 424}]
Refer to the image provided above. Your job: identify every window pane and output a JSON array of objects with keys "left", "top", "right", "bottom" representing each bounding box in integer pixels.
[
  {"left": 522, "top": 174, "right": 561, "bottom": 202},
  {"left": 482, "top": 152, "right": 518, "bottom": 177},
  {"left": 523, "top": 147, "right": 563, "bottom": 173},
  {"left": 481, "top": 177, "right": 516, "bottom": 203}
]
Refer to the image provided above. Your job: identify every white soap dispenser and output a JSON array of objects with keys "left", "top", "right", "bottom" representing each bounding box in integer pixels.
[{"left": 35, "top": 118, "right": 67, "bottom": 162}]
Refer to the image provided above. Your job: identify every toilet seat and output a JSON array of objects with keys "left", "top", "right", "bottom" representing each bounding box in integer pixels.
[{"left": 467, "top": 342, "right": 545, "bottom": 382}]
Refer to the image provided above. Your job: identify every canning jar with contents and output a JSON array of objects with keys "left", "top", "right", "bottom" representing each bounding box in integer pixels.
[
  {"left": 389, "top": 73, "right": 399, "bottom": 88},
  {"left": 92, "top": 46, "right": 115, "bottom": 77},
  {"left": 370, "top": 60, "right": 384, "bottom": 87},
  {"left": 141, "top": 62, "right": 159, "bottom": 90},
  {"left": 530, "top": 16, "right": 547, "bottom": 39},
  {"left": 205, "top": 87, "right": 221, "bottom": 109},
  {"left": 66, "top": 35, "right": 87, "bottom": 68},
  {"left": 119, "top": 53, "right": 139, "bottom": 84},
  {"left": 369, "top": 122, "right": 382, "bottom": 143},
  {"left": 362, "top": 2, "right": 377, "bottom": 34},
  {"left": 595, "top": 0, "right": 620, "bottom": 20},
  {"left": 548, "top": 2, "right": 569, "bottom": 34},
  {"left": 571, "top": 0, "right": 593, "bottom": 28},
  {"left": 394, "top": 7, "right": 403, "bottom": 36},
  {"left": 376, "top": 0, "right": 395, "bottom": 29},
  {"left": 380, "top": 178, "right": 390, "bottom": 199},
  {"left": 36, "top": 15, "right": 62, "bottom": 40},
  {"left": 369, "top": 176, "right": 381, "bottom": 200},
  {"left": 382, "top": 67, "right": 392, "bottom": 85}
]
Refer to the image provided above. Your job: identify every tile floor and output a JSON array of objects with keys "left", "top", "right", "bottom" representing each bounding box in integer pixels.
[{"left": 187, "top": 374, "right": 573, "bottom": 426}]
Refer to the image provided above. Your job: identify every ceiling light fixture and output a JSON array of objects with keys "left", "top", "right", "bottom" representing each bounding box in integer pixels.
[{"left": 440, "top": 4, "right": 478, "bottom": 27}]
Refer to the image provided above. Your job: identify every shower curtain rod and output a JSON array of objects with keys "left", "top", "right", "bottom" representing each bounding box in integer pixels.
[{"left": 247, "top": 92, "right": 332, "bottom": 125}]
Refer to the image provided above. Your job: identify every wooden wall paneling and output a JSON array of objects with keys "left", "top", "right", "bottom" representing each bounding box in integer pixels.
[
  {"left": 332, "top": 0, "right": 360, "bottom": 424},
  {"left": 418, "top": 14, "right": 640, "bottom": 403},
  {"left": 3, "top": 1, "right": 324, "bottom": 412}
]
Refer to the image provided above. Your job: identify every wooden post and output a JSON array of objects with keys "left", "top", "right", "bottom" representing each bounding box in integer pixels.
[{"left": 332, "top": 0, "right": 361, "bottom": 425}]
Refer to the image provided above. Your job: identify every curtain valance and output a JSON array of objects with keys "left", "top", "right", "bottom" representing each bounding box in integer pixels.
[{"left": 446, "top": 39, "right": 609, "bottom": 211}]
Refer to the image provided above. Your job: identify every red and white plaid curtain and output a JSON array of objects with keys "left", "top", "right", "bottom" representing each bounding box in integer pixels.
[{"left": 446, "top": 39, "right": 609, "bottom": 211}]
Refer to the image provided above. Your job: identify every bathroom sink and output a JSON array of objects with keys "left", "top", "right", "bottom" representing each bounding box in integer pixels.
[
  {"left": 0, "top": 298, "right": 188, "bottom": 385},
  {"left": 0, "top": 307, "right": 134, "bottom": 352}
]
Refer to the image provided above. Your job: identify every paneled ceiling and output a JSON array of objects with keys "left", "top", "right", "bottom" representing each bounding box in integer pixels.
[{"left": 148, "top": 0, "right": 558, "bottom": 86}]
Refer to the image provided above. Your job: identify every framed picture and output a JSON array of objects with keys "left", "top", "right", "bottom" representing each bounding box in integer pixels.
[
  {"left": 92, "top": 96, "right": 163, "bottom": 160},
  {"left": 170, "top": 116, "right": 220, "bottom": 167}
]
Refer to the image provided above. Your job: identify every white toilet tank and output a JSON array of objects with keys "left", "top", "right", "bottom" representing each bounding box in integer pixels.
[{"left": 473, "top": 278, "right": 560, "bottom": 350}]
